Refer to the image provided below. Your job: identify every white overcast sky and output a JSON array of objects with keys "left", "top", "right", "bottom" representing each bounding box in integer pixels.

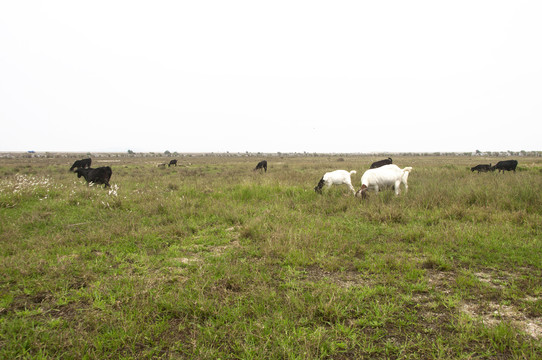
[{"left": 1, "top": 1, "right": 541, "bottom": 153}]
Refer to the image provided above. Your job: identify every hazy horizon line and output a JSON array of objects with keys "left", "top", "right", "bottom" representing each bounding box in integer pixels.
[{"left": 1, "top": 150, "right": 540, "bottom": 156}]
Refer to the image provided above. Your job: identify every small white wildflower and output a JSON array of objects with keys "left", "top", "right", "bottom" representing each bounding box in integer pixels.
[{"left": 108, "top": 184, "right": 119, "bottom": 197}]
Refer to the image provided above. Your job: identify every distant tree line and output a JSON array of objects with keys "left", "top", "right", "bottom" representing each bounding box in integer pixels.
[{"left": 2, "top": 150, "right": 541, "bottom": 159}]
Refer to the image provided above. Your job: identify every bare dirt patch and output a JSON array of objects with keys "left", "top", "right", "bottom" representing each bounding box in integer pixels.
[
  {"left": 430, "top": 269, "right": 542, "bottom": 340},
  {"left": 473, "top": 270, "right": 512, "bottom": 290},
  {"left": 417, "top": 269, "right": 542, "bottom": 339},
  {"left": 461, "top": 301, "right": 542, "bottom": 339},
  {"left": 425, "top": 269, "right": 455, "bottom": 295}
]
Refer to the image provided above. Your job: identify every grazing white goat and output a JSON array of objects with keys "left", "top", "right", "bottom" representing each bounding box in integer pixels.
[
  {"left": 355, "top": 164, "right": 412, "bottom": 199},
  {"left": 314, "top": 170, "right": 357, "bottom": 195}
]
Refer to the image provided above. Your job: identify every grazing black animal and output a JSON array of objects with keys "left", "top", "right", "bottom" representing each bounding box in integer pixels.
[
  {"left": 74, "top": 166, "right": 112, "bottom": 188},
  {"left": 491, "top": 160, "right": 518, "bottom": 173},
  {"left": 254, "top": 160, "right": 267, "bottom": 172},
  {"left": 69, "top": 158, "right": 92, "bottom": 172},
  {"left": 471, "top": 164, "right": 492, "bottom": 173},
  {"left": 168, "top": 159, "right": 178, "bottom": 167},
  {"left": 314, "top": 178, "right": 326, "bottom": 194},
  {"left": 370, "top": 157, "right": 392, "bottom": 169}
]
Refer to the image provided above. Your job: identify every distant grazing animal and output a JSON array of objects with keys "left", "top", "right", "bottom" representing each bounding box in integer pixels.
[
  {"left": 168, "top": 159, "right": 177, "bottom": 167},
  {"left": 471, "top": 164, "right": 492, "bottom": 173},
  {"left": 370, "top": 157, "right": 393, "bottom": 169},
  {"left": 254, "top": 160, "right": 267, "bottom": 173},
  {"left": 314, "top": 170, "right": 357, "bottom": 195},
  {"left": 74, "top": 166, "right": 112, "bottom": 188},
  {"left": 491, "top": 160, "right": 518, "bottom": 173},
  {"left": 356, "top": 164, "right": 412, "bottom": 199},
  {"left": 69, "top": 158, "right": 92, "bottom": 172}
]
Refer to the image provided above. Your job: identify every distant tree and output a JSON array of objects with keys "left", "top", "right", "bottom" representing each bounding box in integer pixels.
[
  {"left": 164, "top": 150, "right": 171, "bottom": 155},
  {"left": 127, "top": 150, "right": 135, "bottom": 155}
]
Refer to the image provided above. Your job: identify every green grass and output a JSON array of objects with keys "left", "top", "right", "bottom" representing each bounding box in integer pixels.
[{"left": 1, "top": 155, "right": 541, "bottom": 359}]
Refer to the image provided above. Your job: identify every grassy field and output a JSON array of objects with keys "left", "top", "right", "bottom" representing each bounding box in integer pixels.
[{"left": 1, "top": 154, "right": 541, "bottom": 359}]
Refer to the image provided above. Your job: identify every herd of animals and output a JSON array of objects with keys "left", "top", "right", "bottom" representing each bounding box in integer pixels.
[
  {"left": 68, "top": 157, "right": 520, "bottom": 197},
  {"left": 470, "top": 160, "right": 518, "bottom": 173},
  {"left": 312, "top": 158, "right": 519, "bottom": 198},
  {"left": 314, "top": 159, "right": 413, "bottom": 198},
  {"left": 69, "top": 158, "right": 112, "bottom": 188}
]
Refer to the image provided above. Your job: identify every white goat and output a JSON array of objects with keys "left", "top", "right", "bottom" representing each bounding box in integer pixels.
[
  {"left": 314, "top": 170, "right": 357, "bottom": 195},
  {"left": 355, "top": 164, "right": 412, "bottom": 199}
]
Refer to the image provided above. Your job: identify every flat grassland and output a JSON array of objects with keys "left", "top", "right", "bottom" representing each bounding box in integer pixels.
[{"left": 1, "top": 155, "right": 541, "bottom": 359}]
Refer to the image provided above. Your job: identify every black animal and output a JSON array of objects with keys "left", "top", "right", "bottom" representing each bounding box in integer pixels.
[
  {"left": 69, "top": 158, "right": 92, "bottom": 172},
  {"left": 254, "top": 160, "right": 267, "bottom": 172},
  {"left": 168, "top": 159, "right": 178, "bottom": 167},
  {"left": 74, "top": 166, "right": 112, "bottom": 188},
  {"left": 314, "top": 178, "right": 326, "bottom": 194},
  {"left": 471, "top": 164, "right": 492, "bottom": 173},
  {"left": 370, "top": 157, "right": 392, "bottom": 169},
  {"left": 491, "top": 160, "right": 518, "bottom": 173}
]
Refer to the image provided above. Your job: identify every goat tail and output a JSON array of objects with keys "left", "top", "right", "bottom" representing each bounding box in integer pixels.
[
  {"left": 401, "top": 167, "right": 413, "bottom": 182},
  {"left": 349, "top": 170, "right": 357, "bottom": 175}
]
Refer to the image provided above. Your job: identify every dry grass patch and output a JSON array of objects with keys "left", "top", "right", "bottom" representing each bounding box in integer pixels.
[{"left": 301, "top": 266, "right": 372, "bottom": 288}]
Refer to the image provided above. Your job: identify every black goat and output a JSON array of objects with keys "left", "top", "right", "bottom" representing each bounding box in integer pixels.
[
  {"left": 69, "top": 158, "right": 92, "bottom": 172},
  {"left": 491, "top": 160, "right": 518, "bottom": 173},
  {"left": 168, "top": 159, "right": 177, "bottom": 167},
  {"left": 254, "top": 160, "right": 267, "bottom": 172},
  {"left": 471, "top": 164, "right": 492, "bottom": 173},
  {"left": 74, "top": 166, "right": 112, "bottom": 188},
  {"left": 370, "top": 157, "right": 392, "bottom": 169}
]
